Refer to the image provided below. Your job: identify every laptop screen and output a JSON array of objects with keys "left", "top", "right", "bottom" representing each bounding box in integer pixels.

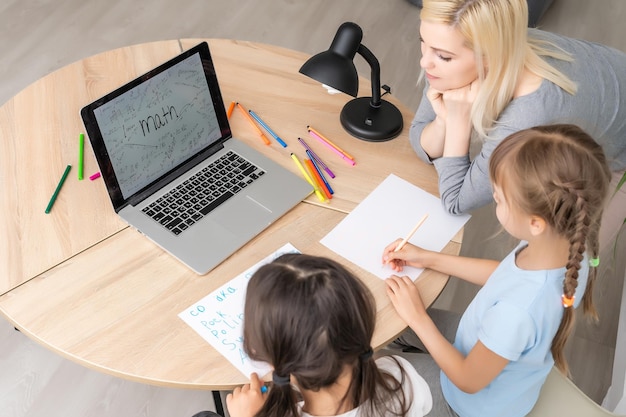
[
  {"left": 93, "top": 52, "right": 220, "bottom": 199},
  {"left": 82, "top": 42, "right": 231, "bottom": 211}
]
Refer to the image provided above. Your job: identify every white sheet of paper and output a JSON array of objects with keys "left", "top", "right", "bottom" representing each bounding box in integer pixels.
[
  {"left": 179, "top": 243, "right": 300, "bottom": 378},
  {"left": 321, "top": 174, "right": 471, "bottom": 280}
]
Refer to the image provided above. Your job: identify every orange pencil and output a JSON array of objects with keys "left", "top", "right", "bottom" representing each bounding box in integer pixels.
[
  {"left": 236, "top": 102, "right": 271, "bottom": 145},
  {"left": 394, "top": 214, "right": 429, "bottom": 252},
  {"left": 307, "top": 125, "right": 355, "bottom": 161},
  {"left": 305, "top": 158, "right": 332, "bottom": 200},
  {"left": 227, "top": 101, "right": 235, "bottom": 119}
]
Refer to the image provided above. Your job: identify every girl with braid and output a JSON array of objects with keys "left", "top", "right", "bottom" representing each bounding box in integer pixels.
[
  {"left": 382, "top": 124, "right": 612, "bottom": 417},
  {"left": 225, "top": 253, "right": 432, "bottom": 417}
]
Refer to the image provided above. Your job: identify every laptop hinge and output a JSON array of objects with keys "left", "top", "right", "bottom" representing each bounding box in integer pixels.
[{"left": 127, "top": 143, "right": 225, "bottom": 207}]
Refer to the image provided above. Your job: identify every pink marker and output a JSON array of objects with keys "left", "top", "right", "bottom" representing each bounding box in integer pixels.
[
  {"left": 307, "top": 130, "right": 355, "bottom": 166},
  {"left": 89, "top": 172, "right": 101, "bottom": 181}
]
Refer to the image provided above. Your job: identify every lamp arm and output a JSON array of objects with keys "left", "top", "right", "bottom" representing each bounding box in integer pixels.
[{"left": 356, "top": 44, "right": 382, "bottom": 108}]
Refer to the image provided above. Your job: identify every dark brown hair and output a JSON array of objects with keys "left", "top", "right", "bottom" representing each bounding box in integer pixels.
[
  {"left": 243, "top": 254, "right": 411, "bottom": 417},
  {"left": 489, "top": 124, "right": 611, "bottom": 374}
]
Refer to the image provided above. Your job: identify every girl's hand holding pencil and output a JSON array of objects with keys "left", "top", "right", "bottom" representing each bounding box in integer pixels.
[
  {"left": 382, "top": 242, "right": 435, "bottom": 272},
  {"left": 382, "top": 213, "right": 430, "bottom": 272}
]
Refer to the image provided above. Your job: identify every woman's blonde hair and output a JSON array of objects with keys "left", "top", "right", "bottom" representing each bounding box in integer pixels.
[
  {"left": 489, "top": 124, "right": 611, "bottom": 374},
  {"left": 421, "top": 0, "right": 577, "bottom": 138}
]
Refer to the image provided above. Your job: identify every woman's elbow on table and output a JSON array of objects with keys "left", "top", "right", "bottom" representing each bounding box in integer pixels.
[
  {"left": 409, "top": 126, "right": 435, "bottom": 164},
  {"left": 439, "top": 189, "right": 466, "bottom": 215}
]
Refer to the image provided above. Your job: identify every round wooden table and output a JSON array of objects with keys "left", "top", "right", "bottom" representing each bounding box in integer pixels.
[{"left": 0, "top": 39, "right": 461, "bottom": 389}]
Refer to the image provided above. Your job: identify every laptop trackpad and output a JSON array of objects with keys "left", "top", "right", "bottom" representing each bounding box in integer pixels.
[{"left": 219, "top": 195, "right": 273, "bottom": 236}]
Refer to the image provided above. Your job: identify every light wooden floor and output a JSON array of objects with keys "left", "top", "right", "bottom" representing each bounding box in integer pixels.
[{"left": 1, "top": 1, "right": 625, "bottom": 416}]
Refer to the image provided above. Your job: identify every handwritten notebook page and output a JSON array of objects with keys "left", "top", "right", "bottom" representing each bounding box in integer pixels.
[
  {"left": 179, "top": 243, "right": 300, "bottom": 378},
  {"left": 321, "top": 174, "right": 471, "bottom": 280}
]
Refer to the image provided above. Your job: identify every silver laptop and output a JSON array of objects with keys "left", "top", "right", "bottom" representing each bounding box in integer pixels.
[{"left": 81, "top": 41, "right": 312, "bottom": 274}]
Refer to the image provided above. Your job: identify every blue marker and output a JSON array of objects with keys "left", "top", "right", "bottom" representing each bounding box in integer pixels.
[
  {"left": 307, "top": 150, "right": 334, "bottom": 195},
  {"left": 261, "top": 385, "right": 268, "bottom": 394},
  {"left": 248, "top": 110, "right": 288, "bottom": 148}
]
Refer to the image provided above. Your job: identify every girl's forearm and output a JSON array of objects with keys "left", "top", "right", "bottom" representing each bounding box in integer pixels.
[
  {"left": 422, "top": 251, "right": 498, "bottom": 286},
  {"left": 409, "top": 312, "right": 507, "bottom": 393},
  {"left": 407, "top": 313, "right": 470, "bottom": 389}
]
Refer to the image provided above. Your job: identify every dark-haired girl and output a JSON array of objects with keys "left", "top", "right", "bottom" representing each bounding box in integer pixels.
[{"left": 226, "top": 254, "right": 432, "bottom": 417}]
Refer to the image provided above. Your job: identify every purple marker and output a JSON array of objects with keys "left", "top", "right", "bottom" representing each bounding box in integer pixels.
[{"left": 297, "top": 137, "right": 336, "bottom": 178}]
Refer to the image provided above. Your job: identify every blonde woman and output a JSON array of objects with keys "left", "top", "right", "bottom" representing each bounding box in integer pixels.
[{"left": 412, "top": 0, "right": 626, "bottom": 217}]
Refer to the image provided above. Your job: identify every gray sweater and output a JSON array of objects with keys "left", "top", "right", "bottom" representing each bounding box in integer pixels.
[{"left": 410, "top": 29, "right": 626, "bottom": 214}]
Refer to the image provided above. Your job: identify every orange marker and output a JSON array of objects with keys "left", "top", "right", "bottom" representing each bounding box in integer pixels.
[
  {"left": 305, "top": 158, "right": 331, "bottom": 200},
  {"left": 227, "top": 101, "right": 235, "bottom": 119},
  {"left": 236, "top": 102, "right": 271, "bottom": 145}
]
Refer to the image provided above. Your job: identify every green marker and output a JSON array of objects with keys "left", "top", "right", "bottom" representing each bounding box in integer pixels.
[
  {"left": 78, "top": 133, "right": 84, "bottom": 180},
  {"left": 45, "top": 164, "right": 72, "bottom": 214}
]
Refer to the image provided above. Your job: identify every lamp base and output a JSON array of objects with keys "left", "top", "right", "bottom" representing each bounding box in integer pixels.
[{"left": 340, "top": 97, "right": 403, "bottom": 142}]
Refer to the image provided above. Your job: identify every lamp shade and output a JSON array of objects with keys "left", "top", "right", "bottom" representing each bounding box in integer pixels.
[
  {"left": 299, "top": 52, "right": 359, "bottom": 96},
  {"left": 299, "top": 22, "right": 364, "bottom": 97}
]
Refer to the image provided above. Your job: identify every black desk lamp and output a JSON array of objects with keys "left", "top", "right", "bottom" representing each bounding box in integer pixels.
[{"left": 299, "top": 22, "right": 403, "bottom": 142}]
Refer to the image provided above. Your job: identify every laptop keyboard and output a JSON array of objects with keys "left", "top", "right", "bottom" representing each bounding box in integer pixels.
[{"left": 141, "top": 150, "right": 265, "bottom": 235}]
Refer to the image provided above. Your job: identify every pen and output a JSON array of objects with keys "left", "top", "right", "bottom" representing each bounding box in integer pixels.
[
  {"left": 307, "top": 150, "right": 334, "bottom": 195},
  {"left": 227, "top": 101, "right": 235, "bottom": 119},
  {"left": 89, "top": 172, "right": 101, "bottom": 181},
  {"left": 236, "top": 102, "right": 271, "bottom": 145},
  {"left": 248, "top": 110, "right": 288, "bottom": 147},
  {"left": 308, "top": 129, "right": 355, "bottom": 166},
  {"left": 290, "top": 153, "right": 326, "bottom": 202},
  {"left": 297, "top": 137, "right": 335, "bottom": 178},
  {"left": 307, "top": 125, "right": 355, "bottom": 161},
  {"left": 78, "top": 133, "right": 84, "bottom": 180},
  {"left": 45, "top": 164, "right": 72, "bottom": 214},
  {"left": 394, "top": 214, "right": 429, "bottom": 252},
  {"left": 305, "top": 158, "right": 332, "bottom": 200}
]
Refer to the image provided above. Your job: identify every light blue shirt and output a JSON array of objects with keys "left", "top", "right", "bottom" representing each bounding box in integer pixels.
[{"left": 441, "top": 242, "right": 588, "bottom": 417}]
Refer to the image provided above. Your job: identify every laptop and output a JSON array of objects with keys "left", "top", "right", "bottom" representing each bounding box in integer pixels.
[{"left": 81, "top": 41, "right": 312, "bottom": 274}]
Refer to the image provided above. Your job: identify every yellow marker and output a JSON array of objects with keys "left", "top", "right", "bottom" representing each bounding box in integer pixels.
[{"left": 290, "top": 153, "right": 326, "bottom": 202}]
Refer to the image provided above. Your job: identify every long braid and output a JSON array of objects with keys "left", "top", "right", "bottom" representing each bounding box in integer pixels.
[
  {"left": 583, "top": 207, "right": 603, "bottom": 320},
  {"left": 551, "top": 190, "right": 589, "bottom": 374}
]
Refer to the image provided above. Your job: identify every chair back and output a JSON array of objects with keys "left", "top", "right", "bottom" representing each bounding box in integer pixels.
[{"left": 526, "top": 367, "right": 625, "bottom": 416}]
